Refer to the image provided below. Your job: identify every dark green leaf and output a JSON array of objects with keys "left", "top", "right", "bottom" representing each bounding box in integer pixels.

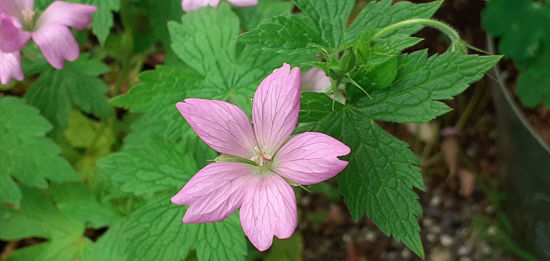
[
  {"left": 516, "top": 51, "right": 550, "bottom": 107},
  {"left": 482, "top": 0, "right": 550, "bottom": 61},
  {"left": 264, "top": 233, "right": 303, "bottom": 261},
  {"left": 84, "top": 0, "right": 120, "bottom": 45},
  {"left": 356, "top": 51, "right": 501, "bottom": 123},
  {"left": 299, "top": 94, "right": 424, "bottom": 257}
]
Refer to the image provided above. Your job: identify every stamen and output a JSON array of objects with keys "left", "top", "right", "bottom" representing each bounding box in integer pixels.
[
  {"left": 22, "top": 10, "right": 35, "bottom": 24},
  {"left": 251, "top": 145, "right": 272, "bottom": 167}
]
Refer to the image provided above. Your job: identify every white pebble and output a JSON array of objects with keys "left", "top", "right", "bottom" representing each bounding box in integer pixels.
[
  {"left": 365, "top": 231, "right": 377, "bottom": 242},
  {"left": 427, "top": 233, "right": 437, "bottom": 243},
  {"left": 457, "top": 245, "right": 472, "bottom": 256},
  {"left": 342, "top": 234, "right": 352, "bottom": 243},
  {"left": 423, "top": 217, "right": 434, "bottom": 227},
  {"left": 440, "top": 234, "right": 454, "bottom": 247},
  {"left": 488, "top": 226, "right": 497, "bottom": 236},
  {"left": 401, "top": 248, "right": 411, "bottom": 259},
  {"left": 430, "top": 195, "right": 442, "bottom": 207}
]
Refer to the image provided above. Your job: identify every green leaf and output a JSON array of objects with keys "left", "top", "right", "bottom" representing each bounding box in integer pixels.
[
  {"left": 50, "top": 182, "right": 119, "bottom": 229},
  {"left": 264, "top": 233, "right": 303, "bottom": 261},
  {"left": 0, "top": 187, "right": 92, "bottom": 261},
  {"left": 293, "top": 0, "right": 354, "bottom": 47},
  {"left": 235, "top": 0, "right": 294, "bottom": 30},
  {"left": 123, "top": 195, "right": 246, "bottom": 261},
  {"left": 142, "top": 0, "right": 183, "bottom": 47},
  {"left": 6, "top": 237, "right": 93, "bottom": 261},
  {"left": 35, "top": 0, "right": 55, "bottom": 9},
  {"left": 110, "top": 66, "right": 204, "bottom": 139},
  {"left": 482, "top": 0, "right": 550, "bottom": 108},
  {"left": 81, "top": 221, "right": 128, "bottom": 261},
  {"left": 482, "top": 0, "right": 550, "bottom": 61},
  {"left": 356, "top": 51, "right": 501, "bottom": 123},
  {"left": 239, "top": 16, "right": 321, "bottom": 51},
  {"left": 98, "top": 131, "right": 206, "bottom": 197},
  {"left": 65, "top": 110, "right": 115, "bottom": 157},
  {"left": 169, "top": 4, "right": 239, "bottom": 88},
  {"left": 299, "top": 94, "right": 424, "bottom": 257},
  {"left": 346, "top": 0, "right": 442, "bottom": 43},
  {"left": 0, "top": 97, "right": 78, "bottom": 206},
  {"left": 24, "top": 55, "right": 112, "bottom": 128},
  {"left": 516, "top": 51, "right": 550, "bottom": 107},
  {"left": 84, "top": 0, "right": 120, "bottom": 45},
  {"left": 240, "top": 0, "right": 440, "bottom": 52}
]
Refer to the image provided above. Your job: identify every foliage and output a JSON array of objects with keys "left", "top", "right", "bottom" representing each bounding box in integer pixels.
[
  {"left": 0, "top": 97, "right": 78, "bottom": 207},
  {"left": 483, "top": 0, "right": 550, "bottom": 107}
]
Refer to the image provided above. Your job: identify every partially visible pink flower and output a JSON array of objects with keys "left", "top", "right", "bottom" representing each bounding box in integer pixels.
[
  {"left": 172, "top": 64, "right": 351, "bottom": 251},
  {"left": 0, "top": 0, "right": 97, "bottom": 69},
  {"left": 0, "top": 50, "right": 23, "bottom": 84},
  {"left": 302, "top": 67, "right": 330, "bottom": 93},
  {"left": 182, "top": 0, "right": 257, "bottom": 12}
]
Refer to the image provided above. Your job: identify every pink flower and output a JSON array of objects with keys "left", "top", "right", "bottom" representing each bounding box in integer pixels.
[
  {"left": 0, "top": 13, "right": 23, "bottom": 84},
  {"left": 172, "top": 64, "right": 351, "bottom": 251},
  {"left": 0, "top": 49, "right": 23, "bottom": 84},
  {"left": 0, "top": 0, "right": 97, "bottom": 69},
  {"left": 182, "top": 0, "right": 257, "bottom": 12},
  {"left": 302, "top": 67, "right": 330, "bottom": 93}
]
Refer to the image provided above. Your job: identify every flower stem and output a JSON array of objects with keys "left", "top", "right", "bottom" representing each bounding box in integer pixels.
[{"left": 371, "top": 18, "right": 463, "bottom": 52}]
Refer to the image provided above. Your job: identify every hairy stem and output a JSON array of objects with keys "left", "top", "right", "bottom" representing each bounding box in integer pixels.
[{"left": 371, "top": 18, "right": 463, "bottom": 51}]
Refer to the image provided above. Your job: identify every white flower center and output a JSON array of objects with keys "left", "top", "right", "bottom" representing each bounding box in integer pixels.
[{"left": 250, "top": 145, "right": 272, "bottom": 167}]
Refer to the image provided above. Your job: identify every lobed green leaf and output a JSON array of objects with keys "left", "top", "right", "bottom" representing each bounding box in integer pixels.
[
  {"left": 0, "top": 97, "right": 78, "bottom": 206},
  {"left": 24, "top": 55, "right": 111, "bottom": 129},
  {"left": 123, "top": 195, "right": 247, "bottom": 261}
]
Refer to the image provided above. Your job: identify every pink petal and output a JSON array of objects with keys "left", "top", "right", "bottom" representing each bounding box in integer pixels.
[
  {"left": 302, "top": 67, "right": 330, "bottom": 93},
  {"left": 274, "top": 132, "right": 350, "bottom": 185},
  {"left": 181, "top": 0, "right": 220, "bottom": 12},
  {"left": 176, "top": 99, "right": 258, "bottom": 159},
  {"left": 171, "top": 162, "right": 253, "bottom": 223},
  {"left": 0, "top": 50, "right": 23, "bottom": 84},
  {"left": 226, "top": 0, "right": 258, "bottom": 7},
  {"left": 0, "top": 0, "right": 34, "bottom": 18},
  {"left": 240, "top": 174, "right": 297, "bottom": 251},
  {"left": 36, "top": 1, "right": 97, "bottom": 30},
  {"left": 31, "top": 24, "right": 79, "bottom": 69},
  {"left": 0, "top": 13, "right": 30, "bottom": 53},
  {"left": 252, "top": 64, "right": 301, "bottom": 156}
]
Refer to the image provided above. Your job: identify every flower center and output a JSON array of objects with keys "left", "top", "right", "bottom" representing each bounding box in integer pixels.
[
  {"left": 251, "top": 145, "right": 273, "bottom": 170},
  {"left": 21, "top": 10, "right": 35, "bottom": 30}
]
